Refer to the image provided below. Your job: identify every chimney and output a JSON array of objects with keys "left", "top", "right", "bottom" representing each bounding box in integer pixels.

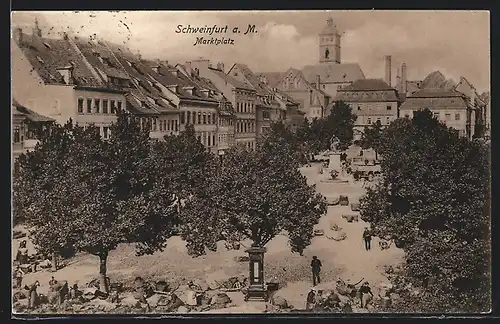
[
  {"left": 384, "top": 55, "right": 392, "bottom": 86},
  {"left": 33, "top": 17, "right": 42, "bottom": 38},
  {"left": 396, "top": 68, "right": 401, "bottom": 89},
  {"left": 316, "top": 75, "right": 321, "bottom": 90},
  {"left": 185, "top": 61, "right": 192, "bottom": 75},
  {"left": 190, "top": 59, "right": 210, "bottom": 73},
  {"left": 401, "top": 63, "right": 407, "bottom": 93},
  {"left": 217, "top": 62, "right": 224, "bottom": 73},
  {"left": 13, "top": 27, "right": 23, "bottom": 44}
]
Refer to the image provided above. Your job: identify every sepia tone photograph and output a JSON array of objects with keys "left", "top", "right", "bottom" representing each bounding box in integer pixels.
[{"left": 11, "top": 10, "right": 491, "bottom": 315}]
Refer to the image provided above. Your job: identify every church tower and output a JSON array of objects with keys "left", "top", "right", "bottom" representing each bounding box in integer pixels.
[{"left": 319, "top": 17, "right": 341, "bottom": 64}]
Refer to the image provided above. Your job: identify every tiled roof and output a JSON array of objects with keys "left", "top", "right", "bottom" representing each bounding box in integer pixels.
[
  {"left": 231, "top": 63, "right": 273, "bottom": 96},
  {"left": 208, "top": 67, "right": 255, "bottom": 91},
  {"left": 301, "top": 63, "right": 365, "bottom": 84},
  {"left": 73, "top": 38, "right": 131, "bottom": 80},
  {"left": 255, "top": 72, "right": 286, "bottom": 88},
  {"left": 339, "top": 78, "right": 395, "bottom": 91},
  {"left": 14, "top": 33, "right": 106, "bottom": 89},
  {"left": 400, "top": 89, "right": 469, "bottom": 110},
  {"left": 125, "top": 91, "right": 161, "bottom": 115},
  {"left": 420, "top": 71, "right": 447, "bottom": 89},
  {"left": 12, "top": 98, "right": 55, "bottom": 122},
  {"left": 285, "top": 68, "right": 330, "bottom": 97}
]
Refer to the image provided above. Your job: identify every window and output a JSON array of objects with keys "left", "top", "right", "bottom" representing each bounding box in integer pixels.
[
  {"left": 212, "top": 113, "right": 216, "bottom": 124},
  {"left": 103, "top": 126, "right": 109, "bottom": 139},
  {"left": 102, "top": 100, "right": 108, "bottom": 114},
  {"left": 367, "top": 118, "right": 372, "bottom": 124},
  {"left": 322, "top": 85, "right": 326, "bottom": 89},
  {"left": 433, "top": 112, "right": 439, "bottom": 119},
  {"left": 386, "top": 117, "right": 390, "bottom": 124},
  {"left": 117, "top": 101, "right": 122, "bottom": 112},
  {"left": 213, "top": 135, "right": 216, "bottom": 146},
  {"left": 77, "top": 98, "right": 84, "bottom": 114},
  {"left": 110, "top": 100, "right": 116, "bottom": 114},
  {"left": 181, "top": 111, "right": 186, "bottom": 124},
  {"left": 357, "top": 106, "right": 361, "bottom": 111},
  {"left": 445, "top": 113, "right": 451, "bottom": 120},
  {"left": 14, "top": 127, "right": 21, "bottom": 143},
  {"left": 263, "top": 111, "right": 270, "bottom": 119},
  {"left": 186, "top": 111, "right": 190, "bottom": 124},
  {"left": 87, "top": 99, "right": 93, "bottom": 113},
  {"left": 386, "top": 105, "right": 392, "bottom": 110},
  {"left": 208, "top": 134, "right": 211, "bottom": 147},
  {"left": 207, "top": 113, "right": 211, "bottom": 124},
  {"left": 455, "top": 113, "right": 461, "bottom": 121},
  {"left": 94, "top": 99, "right": 100, "bottom": 113},
  {"left": 153, "top": 119, "right": 157, "bottom": 132},
  {"left": 175, "top": 120, "right": 178, "bottom": 131}
]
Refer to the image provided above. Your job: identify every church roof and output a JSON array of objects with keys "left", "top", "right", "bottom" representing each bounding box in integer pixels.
[
  {"left": 319, "top": 18, "right": 339, "bottom": 35},
  {"left": 301, "top": 63, "right": 365, "bottom": 84}
]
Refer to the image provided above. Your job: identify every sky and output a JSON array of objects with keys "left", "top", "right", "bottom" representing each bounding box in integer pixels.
[{"left": 11, "top": 10, "right": 490, "bottom": 93}]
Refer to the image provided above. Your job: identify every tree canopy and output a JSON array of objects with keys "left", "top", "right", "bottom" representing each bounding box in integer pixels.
[
  {"left": 360, "top": 109, "right": 490, "bottom": 312},
  {"left": 324, "top": 101, "right": 357, "bottom": 151},
  {"left": 179, "top": 124, "right": 327, "bottom": 256},
  {"left": 360, "top": 120, "right": 383, "bottom": 158},
  {"left": 13, "top": 111, "right": 180, "bottom": 292}
]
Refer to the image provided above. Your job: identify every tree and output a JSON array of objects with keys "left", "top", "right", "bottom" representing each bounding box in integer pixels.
[
  {"left": 179, "top": 129, "right": 327, "bottom": 256},
  {"left": 14, "top": 111, "right": 179, "bottom": 293},
  {"left": 325, "top": 101, "right": 357, "bottom": 151},
  {"left": 360, "top": 109, "right": 491, "bottom": 312},
  {"left": 161, "top": 124, "right": 215, "bottom": 200},
  {"left": 360, "top": 120, "right": 383, "bottom": 160},
  {"left": 13, "top": 120, "right": 78, "bottom": 270}
]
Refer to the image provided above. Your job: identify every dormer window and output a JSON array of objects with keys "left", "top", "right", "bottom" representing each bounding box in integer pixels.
[{"left": 43, "top": 42, "right": 51, "bottom": 50}]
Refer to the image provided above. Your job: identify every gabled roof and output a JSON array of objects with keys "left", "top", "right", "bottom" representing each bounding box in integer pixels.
[
  {"left": 229, "top": 63, "right": 273, "bottom": 96},
  {"left": 255, "top": 72, "right": 286, "bottom": 88},
  {"left": 420, "top": 71, "right": 447, "bottom": 89},
  {"left": 301, "top": 63, "right": 365, "bottom": 84},
  {"left": 73, "top": 38, "right": 131, "bottom": 81},
  {"left": 12, "top": 98, "right": 55, "bottom": 122},
  {"left": 208, "top": 67, "right": 255, "bottom": 91},
  {"left": 339, "top": 78, "right": 395, "bottom": 91},
  {"left": 400, "top": 88, "right": 469, "bottom": 111},
  {"left": 14, "top": 33, "right": 110, "bottom": 90},
  {"left": 282, "top": 68, "right": 331, "bottom": 98}
]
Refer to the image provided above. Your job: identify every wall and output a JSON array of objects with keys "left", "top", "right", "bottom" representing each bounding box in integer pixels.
[
  {"left": 321, "top": 81, "right": 352, "bottom": 99},
  {"left": 12, "top": 40, "right": 76, "bottom": 125},
  {"left": 179, "top": 102, "right": 218, "bottom": 149},
  {"left": 400, "top": 107, "right": 469, "bottom": 137},
  {"left": 347, "top": 101, "right": 399, "bottom": 128}
]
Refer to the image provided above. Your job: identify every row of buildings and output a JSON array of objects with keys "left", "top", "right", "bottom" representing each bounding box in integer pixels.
[
  {"left": 11, "top": 20, "right": 304, "bottom": 159},
  {"left": 12, "top": 18, "right": 490, "bottom": 159},
  {"left": 257, "top": 17, "right": 490, "bottom": 141}
]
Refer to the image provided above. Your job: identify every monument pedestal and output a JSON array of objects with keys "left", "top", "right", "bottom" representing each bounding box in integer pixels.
[
  {"left": 244, "top": 246, "right": 268, "bottom": 302},
  {"left": 321, "top": 152, "right": 349, "bottom": 183}
]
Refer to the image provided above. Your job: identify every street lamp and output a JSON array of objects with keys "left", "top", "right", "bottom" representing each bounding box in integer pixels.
[{"left": 244, "top": 245, "right": 268, "bottom": 302}]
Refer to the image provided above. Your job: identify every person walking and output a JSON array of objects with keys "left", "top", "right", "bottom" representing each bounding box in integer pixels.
[
  {"left": 363, "top": 228, "right": 372, "bottom": 251},
  {"left": 310, "top": 256, "right": 322, "bottom": 286}
]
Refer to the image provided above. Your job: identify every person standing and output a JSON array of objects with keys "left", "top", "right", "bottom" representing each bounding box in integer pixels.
[
  {"left": 363, "top": 228, "right": 372, "bottom": 251},
  {"left": 359, "top": 282, "right": 374, "bottom": 308},
  {"left": 305, "top": 288, "right": 316, "bottom": 310},
  {"left": 310, "top": 256, "right": 322, "bottom": 286},
  {"left": 28, "top": 280, "right": 40, "bottom": 309}
]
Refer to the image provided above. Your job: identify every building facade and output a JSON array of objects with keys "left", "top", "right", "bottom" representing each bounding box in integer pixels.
[
  {"left": 335, "top": 79, "right": 399, "bottom": 140},
  {"left": 191, "top": 59, "right": 258, "bottom": 150},
  {"left": 399, "top": 89, "right": 475, "bottom": 139},
  {"left": 12, "top": 99, "right": 54, "bottom": 161},
  {"left": 11, "top": 27, "right": 128, "bottom": 139}
]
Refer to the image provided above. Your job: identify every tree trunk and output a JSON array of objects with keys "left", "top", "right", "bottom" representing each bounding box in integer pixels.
[
  {"left": 51, "top": 252, "right": 57, "bottom": 272},
  {"left": 98, "top": 251, "right": 109, "bottom": 293}
]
